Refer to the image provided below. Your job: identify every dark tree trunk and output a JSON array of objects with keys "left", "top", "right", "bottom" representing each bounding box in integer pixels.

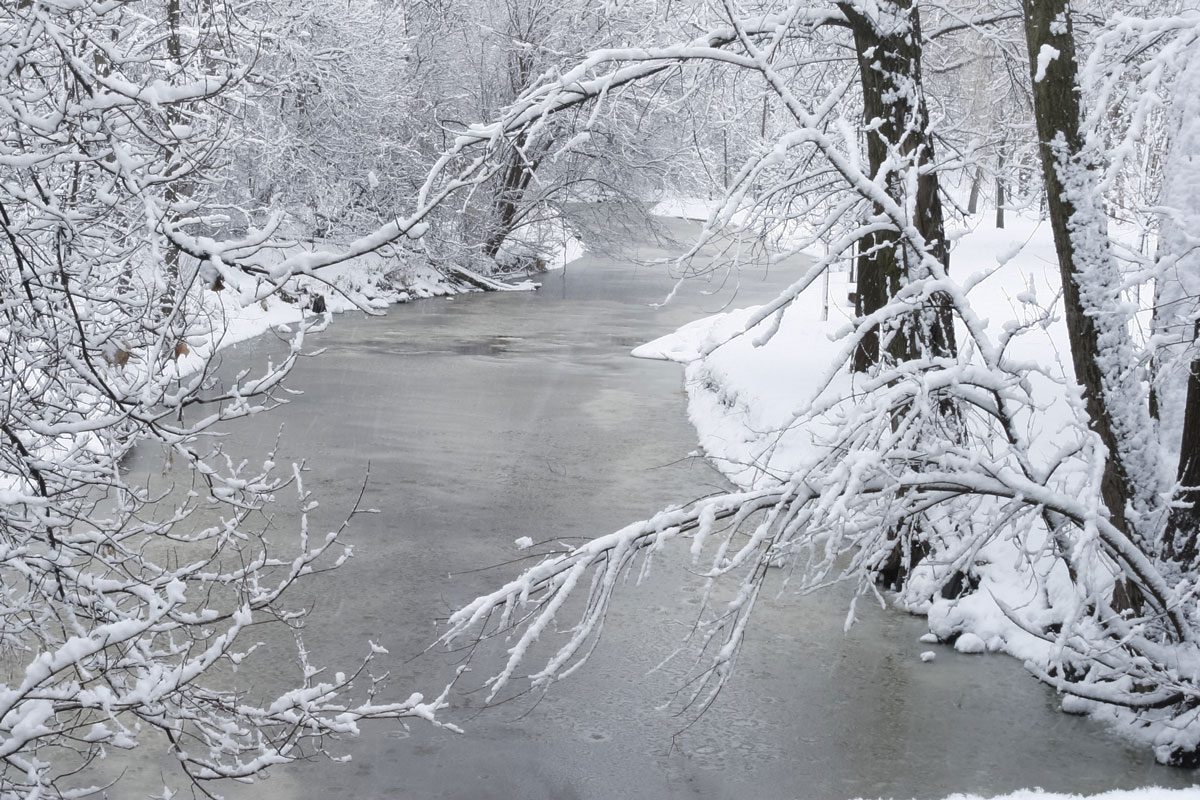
[
  {"left": 481, "top": 130, "right": 551, "bottom": 262},
  {"left": 967, "top": 165, "right": 983, "bottom": 215},
  {"left": 840, "top": 1, "right": 960, "bottom": 589},
  {"left": 844, "top": 0, "right": 955, "bottom": 373},
  {"left": 1021, "top": 0, "right": 1158, "bottom": 546},
  {"left": 162, "top": 0, "right": 196, "bottom": 299},
  {"left": 1153, "top": 56, "right": 1200, "bottom": 565},
  {"left": 481, "top": 142, "right": 538, "bottom": 260},
  {"left": 1164, "top": 332, "right": 1200, "bottom": 565}
]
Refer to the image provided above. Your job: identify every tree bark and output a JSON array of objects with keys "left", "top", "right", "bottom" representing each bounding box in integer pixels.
[
  {"left": 480, "top": 132, "right": 550, "bottom": 261},
  {"left": 967, "top": 165, "right": 983, "bottom": 215},
  {"left": 840, "top": 1, "right": 959, "bottom": 588},
  {"left": 1020, "top": 0, "right": 1161, "bottom": 547},
  {"left": 162, "top": 0, "right": 197, "bottom": 297},
  {"left": 995, "top": 148, "right": 1006, "bottom": 229},
  {"left": 1165, "top": 330, "right": 1200, "bottom": 565},
  {"left": 844, "top": 0, "right": 955, "bottom": 373},
  {"left": 1155, "top": 59, "right": 1200, "bottom": 564}
]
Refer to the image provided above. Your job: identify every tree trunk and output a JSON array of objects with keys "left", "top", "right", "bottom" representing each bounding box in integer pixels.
[
  {"left": 844, "top": 0, "right": 955, "bottom": 373},
  {"left": 995, "top": 148, "right": 1006, "bottom": 229},
  {"left": 841, "top": 1, "right": 959, "bottom": 588},
  {"left": 1155, "top": 57, "right": 1200, "bottom": 564},
  {"left": 162, "top": 0, "right": 196, "bottom": 299},
  {"left": 1164, "top": 331, "right": 1200, "bottom": 565},
  {"left": 481, "top": 133, "right": 547, "bottom": 261},
  {"left": 967, "top": 165, "right": 983, "bottom": 215},
  {"left": 1020, "top": 0, "right": 1161, "bottom": 548}
]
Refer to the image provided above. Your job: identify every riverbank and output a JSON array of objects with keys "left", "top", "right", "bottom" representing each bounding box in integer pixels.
[
  {"left": 116, "top": 206, "right": 1198, "bottom": 800},
  {"left": 931, "top": 791, "right": 1200, "bottom": 800},
  {"left": 635, "top": 200, "right": 1200, "bottom": 769},
  {"left": 229, "top": 205, "right": 1198, "bottom": 787},
  {"left": 169, "top": 234, "right": 572, "bottom": 381}
]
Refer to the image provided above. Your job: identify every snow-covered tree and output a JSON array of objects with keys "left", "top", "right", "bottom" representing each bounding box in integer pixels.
[
  {"left": 424, "top": 0, "right": 1200, "bottom": 765},
  {"left": 1145, "top": 17, "right": 1200, "bottom": 566},
  {"left": 417, "top": 0, "right": 683, "bottom": 271},
  {"left": 7, "top": 0, "right": 1200, "bottom": 789},
  {"left": 0, "top": 2, "right": 450, "bottom": 795},
  {"left": 226, "top": 0, "right": 426, "bottom": 238}
]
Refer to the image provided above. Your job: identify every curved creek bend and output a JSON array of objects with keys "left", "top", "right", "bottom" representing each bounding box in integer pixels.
[{"left": 120, "top": 215, "right": 1194, "bottom": 799}]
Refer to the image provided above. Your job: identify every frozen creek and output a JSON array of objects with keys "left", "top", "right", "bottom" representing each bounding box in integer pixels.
[{"left": 120, "top": 214, "right": 1195, "bottom": 799}]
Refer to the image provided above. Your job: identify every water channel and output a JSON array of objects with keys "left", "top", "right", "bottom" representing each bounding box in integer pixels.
[{"left": 119, "top": 214, "right": 1195, "bottom": 799}]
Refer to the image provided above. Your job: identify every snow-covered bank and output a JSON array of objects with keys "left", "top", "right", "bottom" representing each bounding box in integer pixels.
[
  {"left": 634, "top": 199, "right": 1199, "bottom": 764},
  {"left": 190, "top": 215, "right": 585, "bottom": 361},
  {"left": 633, "top": 212, "right": 1066, "bottom": 490},
  {"left": 169, "top": 236, "right": 557, "bottom": 380},
  {"left": 909, "top": 790, "right": 1200, "bottom": 800}
]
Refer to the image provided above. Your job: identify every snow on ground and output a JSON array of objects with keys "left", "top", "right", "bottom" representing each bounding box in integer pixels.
[
  {"left": 170, "top": 230, "right": 566, "bottom": 380},
  {"left": 635, "top": 198, "right": 1198, "bottom": 766},
  {"left": 496, "top": 216, "right": 586, "bottom": 271},
  {"left": 166, "top": 246, "right": 462, "bottom": 381},
  {"left": 890, "top": 791, "right": 1200, "bottom": 800},
  {"left": 632, "top": 260, "right": 849, "bottom": 486},
  {"left": 634, "top": 210, "right": 1069, "bottom": 487},
  {"left": 651, "top": 196, "right": 717, "bottom": 220}
]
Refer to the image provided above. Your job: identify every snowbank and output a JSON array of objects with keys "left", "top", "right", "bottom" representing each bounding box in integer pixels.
[
  {"left": 635, "top": 211, "right": 1068, "bottom": 485},
  {"left": 170, "top": 236, "right": 550, "bottom": 380},
  {"left": 904, "top": 791, "right": 1200, "bottom": 800},
  {"left": 635, "top": 200, "right": 1193, "bottom": 763},
  {"left": 651, "top": 196, "right": 716, "bottom": 221},
  {"left": 495, "top": 217, "right": 585, "bottom": 272}
]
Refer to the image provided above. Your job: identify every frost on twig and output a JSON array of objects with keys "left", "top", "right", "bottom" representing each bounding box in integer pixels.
[{"left": 0, "top": 2, "right": 445, "bottom": 795}]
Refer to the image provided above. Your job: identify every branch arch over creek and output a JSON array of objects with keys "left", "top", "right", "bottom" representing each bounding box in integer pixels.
[{"left": 117, "top": 213, "right": 1194, "bottom": 799}]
